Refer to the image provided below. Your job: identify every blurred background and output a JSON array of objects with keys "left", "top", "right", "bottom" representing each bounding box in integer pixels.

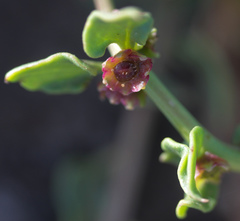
[{"left": 1, "top": 0, "right": 240, "bottom": 220}]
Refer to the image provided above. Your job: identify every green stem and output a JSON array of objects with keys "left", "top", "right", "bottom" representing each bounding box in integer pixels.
[
  {"left": 204, "top": 134, "right": 240, "bottom": 172},
  {"left": 146, "top": 72, "right": 200, "bottom": 141},
  {"left": 146, "top": 71, "right": 240, "bottom": 172},
  {"left": 93, "top": 0, "right": 240, "bottom": 172}
]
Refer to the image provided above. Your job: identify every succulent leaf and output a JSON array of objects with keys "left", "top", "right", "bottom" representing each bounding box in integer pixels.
[
  {"left": 5, "top": 53, "right": 102, "bottom": 94},
  {"left": 160, "top": 126, "right": 227, "bottom": 219},
  {"left": 82, "top": 7, "right": 153, "bottom": 58}
]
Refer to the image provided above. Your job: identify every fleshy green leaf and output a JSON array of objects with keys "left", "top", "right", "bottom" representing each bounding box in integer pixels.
[
  {"left": 5, "top": 53, "right": 102, "bottom": 94},
  {"left": 82, "top": 7, "right": 154, "bottom": 58},
  {"left": 160, "top": 126, "right": 222, "bottom": 219}
]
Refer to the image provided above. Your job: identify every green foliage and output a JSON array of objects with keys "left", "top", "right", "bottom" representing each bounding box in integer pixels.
[
  {"left": 5, "top": 7, "right": 154, "bottom": 95},
  {"left": 4, "top": 2, "right": 239, "bottom": 219},
  {"left": 160, "top": 126, "right": 223, "bottom": 219},
  {"left": 5, "top": 53, "right": 102, "bottom": 94},
  {"left": 82, "top": 7, "right": 154, "bottom": 58}
]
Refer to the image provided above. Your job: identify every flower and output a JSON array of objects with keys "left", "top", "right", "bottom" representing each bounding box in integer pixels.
[
  {"left": 102, "top": 49, "right": 152, "bottom": 96},
  {"left": 195, "top": 152, "right": 229, "bottom": 183},
  {"left": 97, "top": 82, "right": 145, "bottom": 110}
]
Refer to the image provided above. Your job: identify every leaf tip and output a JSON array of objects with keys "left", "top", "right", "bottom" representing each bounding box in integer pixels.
[
  {"left": 176, "top": 201, "right": 188, "bottom": 219},
  {"left": 4, "top": 77, "right": 9, "bottom": 84},
  {"left": 4, "top": 69, "right": 15, "bottom": 83}
]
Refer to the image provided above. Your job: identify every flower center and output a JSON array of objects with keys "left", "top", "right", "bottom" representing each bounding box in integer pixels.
[{"left": 113, "top": 61, "right": 138, "bottom": 82}]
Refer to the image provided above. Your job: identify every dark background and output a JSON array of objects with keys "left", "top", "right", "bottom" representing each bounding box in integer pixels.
[{"left": 1, "top": 0, "right": 240, "bottom": 220}]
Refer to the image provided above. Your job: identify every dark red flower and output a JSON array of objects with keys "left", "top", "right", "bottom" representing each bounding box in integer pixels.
[
  {"left": 97, "top": 82, "right": 145, "bottom": 110},
  {"left": 102, "top": 49, "right": 152, "bottom": 96}
]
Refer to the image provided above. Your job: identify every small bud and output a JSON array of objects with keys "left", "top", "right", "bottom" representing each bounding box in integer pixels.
[{"left": 195, "top": 152, "right": 229, "bottom": 183}]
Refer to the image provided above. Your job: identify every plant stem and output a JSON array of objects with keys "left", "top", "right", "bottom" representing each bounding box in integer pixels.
[
  {"left": 93, "top": 0, "right": 240, "bottom": 172},
  {"left": 146, "top": 71, "right": 240, "bottom": 172},
  {"left": 93, "top": 0, "right": 114, "bottom": 12},
  {"left": 146, "top": 72, "right": 200, "bottom": 141}
]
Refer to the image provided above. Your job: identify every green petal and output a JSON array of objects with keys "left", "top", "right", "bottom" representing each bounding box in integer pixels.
[
  {"left": 82, "top": 7, "right": 153, "bottom": 58},
  {"left": 5, "top": 53, "right": 102, "bottom": 94}
]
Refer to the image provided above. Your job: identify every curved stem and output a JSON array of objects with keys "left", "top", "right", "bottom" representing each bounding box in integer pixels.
[
  {"left": 146, "top": 71, "right": 240, "bottom": 172},
  {"left": 92, "top": 0, "right": 240, "bottom": 172}
]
